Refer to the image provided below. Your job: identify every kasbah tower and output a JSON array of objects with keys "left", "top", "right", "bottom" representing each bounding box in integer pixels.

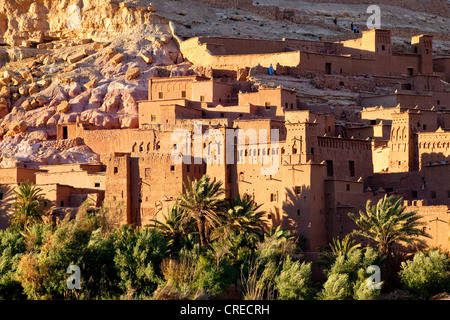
[{"left": 0, "top": 0, "right": 449, "bottom": 254}]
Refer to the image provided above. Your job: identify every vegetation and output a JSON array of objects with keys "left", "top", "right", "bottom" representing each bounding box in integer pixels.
[
  {"left": 0, "top": 178, "right": 447, "bottom": 300},
  {"left": 399, "top": 249, "right": 450, "bottom": 299}
]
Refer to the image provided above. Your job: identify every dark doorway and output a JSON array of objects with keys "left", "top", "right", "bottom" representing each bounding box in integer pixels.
[
  {"left": 62, "top": 126, "right": 68, "bottom": 139},
  {"left": 325, "top": 63, "right": 331, "bottom": 75}
]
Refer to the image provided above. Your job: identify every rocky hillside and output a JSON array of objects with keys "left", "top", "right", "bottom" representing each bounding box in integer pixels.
[{"left": 0, "top": 0, "right": 448, "bottom": 168}]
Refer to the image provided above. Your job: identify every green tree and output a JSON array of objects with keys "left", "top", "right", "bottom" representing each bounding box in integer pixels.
[
  {"left": 9, "top": 181, "right": 48, "bottom": 231},
  {"left": 318, "top": 235, "right": 362, "bottom": 267},
  {"left": 178, "top": 175, "right": 225, "bottom": 247},
  {"left": 275, "top": 256, "right": 315, "bottom": 300},
  {"left": 348, "top": 195, "right": 430, "bottom": 257},
  {"left": 399, "top": 248, "right": 450, "bottom": 299},
  {"left": 213, "top": 194, "right": 267, "bottom": 242},
  {"left": 151, "top": 204, "right": 197, "bottom": 254}
]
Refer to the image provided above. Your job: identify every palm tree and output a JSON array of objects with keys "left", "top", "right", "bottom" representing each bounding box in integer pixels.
[
  {"left": 9, "top": 181, "right": 47, "bottom": 231},
  {"left": 151, "top": 204, "right": 196, "bottom": 252},
  {"left": 177, "top": 175, "right": 225, "bottom": 247},
  {"left": 213, "top": 194, "right": 267, "bottom": 242},
  {"left": 348, "top": 195, "right": 430, "bottom": 257},
  {"left": 318, "top": 235, "right": 362, "bottom": 267}
]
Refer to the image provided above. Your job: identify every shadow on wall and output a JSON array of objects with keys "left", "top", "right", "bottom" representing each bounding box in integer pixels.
[
  {"left": 0, "top": 184, "right": 15, "bottom": 229},
  {"left": 267, "top": 186, "right": 311, "bottom": 250}
]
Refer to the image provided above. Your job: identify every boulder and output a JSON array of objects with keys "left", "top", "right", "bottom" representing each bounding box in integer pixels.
[
  {"left": 67, "top": 52, "right": 85, "bottom": 64},
  {"left": 111, "top": 53, "right": 125, "bottom": 65},
  {"left": 37, "top": 79, "right": 51, "bottom": 88},
  {"left": 84, "top": 78, "right": 99, "bottom": 90},
  {"left": 140, "top": 52, "right": 153, "bottom": 64},
  {"left": 19, "top": 85, "right": 29, "bottom": 96},
  {"left": 5, "top": 120, "right": 28, "bottom": 137},
  {"left": 126, "top": 67, "right": 141, "bottom": 80},
  {"left": 11, "top": 76, "right": 23, "bottom": 86},
  {"left": 28, "top": 83, "right": 39, "bottom": 95},
  {"left": 57, "top": 101, "right": 71, "bottom": 113},
  {"left": 3, "top": 70, "right": 14, "bottom": 80},
  {"left": 35, "top": 96, "right": 47, "bottom": 107},
  {"left": 93, "top": 42, "right": 110, "bottom": 50}
]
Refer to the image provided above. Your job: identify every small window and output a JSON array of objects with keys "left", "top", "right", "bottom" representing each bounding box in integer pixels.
[
  {"left": 295, "top": 186, "right": 301, "bottom": 194},
  {"left": 417, "top": 122, "right": 420, "bottom": 127},
  {"left": 220, "top": 112, "right": 224, "bottom": 117},
  {"left": 285, "top": 102, "right": 288, "bottom": 108},
  {"left": 423, "top": 124, "right": 427, "bottom": 130},
  {"left": 370, "top": 120, "right": 376, "bottom": 125},
  {"left": 60, "top": 201, "right": 64, "bottom": 207},
  {"left": 349, "top": 161, "right": 355, "bottom": 177},
  {"left": 431, "top": 191, "right": 436, "bottom": 199},
  {"left": 186, "top": 165, "right": 190, "bottom": 173},
  {"left": 158, "top": 92, "right": 163, "bottom": 99},
  {"left": 270, "top": 193, "right": 278, "bottom": 202},
  {"left": 114, "top": 167, "right": 118, "bottom": 174},
  {"left": 200, "top": 95, "right": 205, "bottom": 102},
  {"left": 181, "top": 91, "right": 186, "bottom": 98},
  {"left": 326, "top": 160, "right": 334, "bottom": 177},
  {"left": 382, "top": 45, "right": 385, "bottom": 51},
  {"left": 412, "top": 190, "right": 418, "bottom": 199},
  {"left": 0, "top": 193, "right": 3, "bottom": 200},
  {"left": 151, "top": 115, "right": 156, "bottom": 122},
  {"left": 310, "top": 147, "right": 314, "bottom": 155},
  {"left": 447, "top": 190, "right": 450, "bottom": 198},
  {"left": 346, "top": 184, "right": 350, "bottom": 191},
  {"left": 297, "top": 209, "right": 300, "bottom": 216},
  {"left": 95, "top": 183, "right": 100, "bottom": 188},
  {"left": 437, "top": 100, "right": 440, "bottom": 106},
  {"left": 170, "top": 165, "right": 175, "bottom": 171}
]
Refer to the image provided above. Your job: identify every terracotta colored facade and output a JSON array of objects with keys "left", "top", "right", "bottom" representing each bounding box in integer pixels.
[{"left": 1, "top": 29, "right": 449, "bottom": 252}]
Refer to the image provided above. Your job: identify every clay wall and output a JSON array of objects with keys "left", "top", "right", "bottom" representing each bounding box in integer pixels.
[
  {"left": 418, "top": 130, "right": 450, "bottom": 169},
  {"left": 405, "top": 204, "right": 450, "bottom": 251},
  {"left": 317, "top": 137, "right": 373, "bottom": 180}
]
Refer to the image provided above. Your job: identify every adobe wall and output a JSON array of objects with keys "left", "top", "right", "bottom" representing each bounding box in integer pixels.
[
  {"left": 433, "top": 57, "right": 450, "bottom": 82},
  {"left": 404, "top": 204, "right": 450, "bottom": 251},
  {"left": 317, "top": 137, "right": 373, "bottom": 180},
  {"left": 129, "top": 154, "right": 205, "bottom": 226},
  {"left": 35, "top": 170, "right": 106, "bottom": 191},
  {"left": 180, "top": 37, "right": 301, "bottom": 70},
  {"left": 102, "top": 154, "right": 131, "bottom": 225},
  {"left": 418, "top": 130, "right": 450, "bottom": 169}
]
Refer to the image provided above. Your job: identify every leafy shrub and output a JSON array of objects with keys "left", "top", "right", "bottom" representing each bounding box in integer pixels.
[
  {"left": 0, "top": 230, "right": 26, "bottom": 299},
  {"left": 112, "top": 225, "right": 168, "bottom": 298},
  {"left": 275, "top": 256, "right": 315, "bottom": 300},
  {"left": 318, "top": 247, "right": 383, "bottom": 300},
  {"left": 318, "top": 274, "right": 352, "bottom": 300},
  {"left": 399, "top": 249, "right": 450, "bottom": 299}
]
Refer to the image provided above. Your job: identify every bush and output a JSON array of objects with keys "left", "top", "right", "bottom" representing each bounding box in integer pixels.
[
  {"left": 112, "top": 225, "right": 168, "bottom": 298},
  {"left": 318, "top": 247, "right": 383, "bottom": 300},
  {"left": 275, "top": 256, "right": 315, "bottom": 300},
  {"left": 0, "top": 230, "right": 26, "bottom": 299},
  {"left": 399, "top": 249, "right": 450, "bottom": 299},
  {"left": 318, "top": 274, "right": 352, "bottom": 300},
  {"left": 17, "top": 213, "right": 119, "bottom": 299}
]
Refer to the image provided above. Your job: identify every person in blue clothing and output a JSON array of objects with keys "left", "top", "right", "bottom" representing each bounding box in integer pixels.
[{"left": 268, "top": 64, "right": 274, "bottom": 76}]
